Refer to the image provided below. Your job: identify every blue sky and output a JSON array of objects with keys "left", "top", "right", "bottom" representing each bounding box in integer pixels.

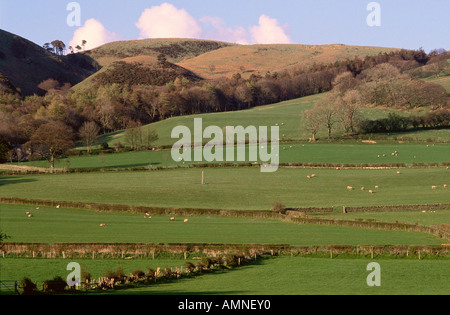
[{"left": 0, "top": 0, "right": 449, "bottom": 52}]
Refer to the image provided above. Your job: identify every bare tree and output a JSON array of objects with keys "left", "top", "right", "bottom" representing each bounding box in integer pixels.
[
  {"left": 28, "top": 122, "right": 74, "bottom": 170},
  {"left": 336, "top": 90, "right": 363, "bottom": 134},
  {"left": 302, "top": 107, "right": 322, "bottom": 142},
  {"left": 79, "top": 121, "right": 100, "bottom": 153},
  {"left": 315, "top": 94, "right": 338, "bottom": 139}
]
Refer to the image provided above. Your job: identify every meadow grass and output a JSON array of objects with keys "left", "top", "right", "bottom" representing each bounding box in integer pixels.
[
  {"left": 318, "top": 210, "right": 450, "bottom": 226},
  {"left": 77, "top": 93, "right": 439, "bottom": 150},
  {"left": 1, "top": 167, "right": 449, "bottom": 210},
  {"left": 17, "top": 141, "right": 450, "bottom": 170},
  {"left": 1, "top": 204, "right": 443, "bottom": 245},
  {"left": 3, "top": 256, "right": 449, "bottom": 295},
  {"left": 92, "top": 256, "right": 450, "bottom": 295}
]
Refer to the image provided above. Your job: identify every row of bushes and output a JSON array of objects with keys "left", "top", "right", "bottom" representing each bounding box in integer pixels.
[
  {"left": 4, "top": 243, "right": 448, "bottom": 261},
  {"left": 358, "top": 111, "right": 450, "bottom": 134},
  {"left": 19, "top": 253, "right": 258, "bottom": 295},
  {"left": 343, "top": 203, "right": 450, "bottom": 213}
]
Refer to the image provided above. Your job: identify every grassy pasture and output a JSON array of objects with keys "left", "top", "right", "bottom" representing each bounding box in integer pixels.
[
  {"left": 91, "top": 256, "right": 450, "bottom": 295},
  {"left": 2, "top": 256, "right": 449, "bottom": 295},
  {"left": 0, "top": 167, "right": 449, "bottom": 210},
  {"left": 319, "top": 210, "right": 450, "bottom": 226},
  {"left": 78, "top": 93, "right": 442, "bottom": 151},
  {"left": 15, "top": 141, "right": 450, "bottom": 170},
  {"left": 0, "top": 204, "right": 444, "bottom": 245}
]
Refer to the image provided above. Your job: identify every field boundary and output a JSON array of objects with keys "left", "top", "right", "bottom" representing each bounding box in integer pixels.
[
  {"left": 1, "top": 197, "right": 449, "bottom": 241},
  {"left": 1, "top": 161, "right": 449, "bottom": 175},
  {"left": 1, "top": 243, "right": 449, "bottom": 258},
  {"left": 343, "top": 204, "right": 450, "bottom": 213}
]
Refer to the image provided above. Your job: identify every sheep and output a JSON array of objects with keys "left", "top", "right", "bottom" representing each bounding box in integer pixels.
[
  {"left": 56, "top": 205, "right": 60, "bottom": 209},
  {"left": 25, "top": 211, "right": 30, "bottom": 215},
  {"left": 375, "top": 185, "right": 379, "bottom": 189},
  {"left": 311, "top": 174, "right": 316, "bottom": 178},
  {"left": 369, "top": 190, "right": 373, "bottom": 194},
  {"left": 444, "top": 184, "right": 448, "bottom": 188},
  {"left": 307, "top": 176, "right": 311, "bottom": 179},
  {"left": 36, "top": 207, "right": 39, "bottom": 210},
  {"left": 361, "top": 187, "right": 365, "bottom": 191},
  {"left": 396, "top": 171, "right": 401, "bottom": 174},
  {"left": 28, "top": 214, "right": 33, "bottom": 218},
  {"left": 431, "top": 186, "right": 437, "bottom": 189},
  {"left": 184, "top": 219, "right": 189, "bottom": 223},
  {"left": 99, "top": 224, "right": 106, "bottom": 227},
  {"left": 347, "top": 186, "right": 354, "bottom": 191},
  {"left": 170, "top": 217, "right": 175, "bottom": 221}
]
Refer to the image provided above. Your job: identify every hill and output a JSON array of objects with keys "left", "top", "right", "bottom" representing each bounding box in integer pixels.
[
  {"left": 83, "top": 38, "right": 235, "bottom": 68},
  {"left": 0, "top": 29, "right": 99, "bottom": 96},
  {"left": 73, "top": 54, "right": 202, "bottom": 91},
  {"left": 176, "top": 44, "right": 401, "bottom": 79}
]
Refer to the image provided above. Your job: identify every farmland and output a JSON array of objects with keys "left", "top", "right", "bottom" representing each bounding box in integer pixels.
[{"left": 1, "top": 32, "right": 450, "bottom": 296}]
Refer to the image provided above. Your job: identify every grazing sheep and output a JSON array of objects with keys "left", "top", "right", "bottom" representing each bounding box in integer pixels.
[
  {"left": 444, "top": 184, "right": 448, "bottom": 188},
  {"left": 184, "top": 219, "right": 189, "bottom": 223},
  {"left": 99, "top": 224, "right": 106, "bottom": 227},
  {"left": 396, "top": 171, "right": 401, "bottom": 174},
  {"left": 311, "top": 174, "right": 316, "bottom": 178},
  {"left": 432, "top": 186, "right": 437, "bottom": 189},
  {"left": 369, "top": 190, "right": 373, "bottom": 194},
  {"left": 56, "top": 205, "right": 60, "bottom": 209},
  {"left": 361, "top": 187, "right": 365, "bottom": 191},
  {"left": 170, "top": 217, "right": 175, "bottom": 221},
  {"left": 347, "top": 186, "right": 354, "bottom": 191},
  {"left": 36, "top": 207, "right": 39, "bottom": 210},
  {"left": 307, "top": 176, "right": 311, "bottom": 179},
  {"left": 375, "top": 185, "right": 379, "bottom": 189},
  {"left": 25, "top": 211, "right": 30, "bottom": 215}
]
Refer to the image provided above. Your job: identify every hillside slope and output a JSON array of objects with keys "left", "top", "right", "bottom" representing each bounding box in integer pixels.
[
  {"left": 0, "top": 29, "right": 98, "bottom": 95},
  {"left": 83, "top": 38, "right": 235, "bottom": 68},
  {"left": 177, "top": 44, "right": 401, "bottom": 79}
]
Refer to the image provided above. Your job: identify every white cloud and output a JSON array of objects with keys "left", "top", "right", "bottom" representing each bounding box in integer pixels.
[
  {"left": 250, "top": 15, "right": 292, "bottom": 44},
  {"left": 69, "top": 18, "right": 120, "bottom": 51},
  {"left": 200, "top": 17, "right": 249, "bottom": 45},
  {"left": 136, "top": 2, "right": 202, "bottom": 39}
]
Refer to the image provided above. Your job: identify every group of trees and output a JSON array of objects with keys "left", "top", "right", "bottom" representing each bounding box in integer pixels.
[
  {"left": 302, "top": 58, "right": 449, "bottom": 140},
  {"left": 0, "top": 48, "right": 448, "bottom": 165},
  {"left": 43, "top": 40, "right": 87, "bottom": 55},
  {"left": 359, "top": 110, "right": 450, "bottom": 134}
]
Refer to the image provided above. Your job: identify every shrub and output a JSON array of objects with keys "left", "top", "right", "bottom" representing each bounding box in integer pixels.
[
  {"left": 184, "top": 262, "right": 196, "bottom": 273},
  {"left": 105, "top": 266, "right": 125, "bottom": 280},
  {"left": 131, "top": 269, "right": 145, "bottom": 279},
  {"left": 20, "top": 277, "right": 37, "bottom": 295},
  {"left": 43, "top": 276, "right": 67, "bottom": 294},
  {"left": 271, "top": 202, "right": 286, "bottom": 214}
]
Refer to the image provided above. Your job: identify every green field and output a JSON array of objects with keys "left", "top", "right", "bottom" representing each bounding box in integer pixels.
[
  {"left": 81, "top": 93, "right": 441, "bottom": 150},
  {"left": 2, "top": 256, "right": 448, "bottom": 295},
  {"left": 119, "top": 256, "right": 450, "bottom": 295},
  {"left": 16, "top": 142, "right": 450, "bottom": 170},
  {"left": 1, "top": 167, "right": 449, "bottom": 210},
  {"left": 0, "top": 204, "right": 444, "bottom": 245},
  {"left": 319, "top": 210, "right": 450, "bottom": 226}
]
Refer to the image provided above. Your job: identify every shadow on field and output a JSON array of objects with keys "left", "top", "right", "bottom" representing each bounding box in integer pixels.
[{"left": 0, "top": 176, "right": 37, "bottom": 187}]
